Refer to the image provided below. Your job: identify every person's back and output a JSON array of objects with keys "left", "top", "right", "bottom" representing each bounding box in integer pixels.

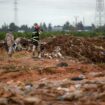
[
  {"left": 5, "top": 32, "right": 14, "bottom": 47},
  {"left": 31, "top": 23, "right": 41, "bottom": 58},
  {"left": 5, "top": 31, "right": 14, "bottom": 57}
]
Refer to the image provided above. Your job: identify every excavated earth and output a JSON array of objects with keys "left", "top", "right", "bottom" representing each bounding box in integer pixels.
[
  {"left": 44, "top": 35, "right": 105, "bottom": 62},
  {"left": 0, "top": 36, "right": 105, "bottom": 105}
]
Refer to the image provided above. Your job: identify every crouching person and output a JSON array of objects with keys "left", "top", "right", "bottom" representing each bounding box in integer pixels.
[{"left": 5, "top": 30, "right": 14, "bottom": 57}]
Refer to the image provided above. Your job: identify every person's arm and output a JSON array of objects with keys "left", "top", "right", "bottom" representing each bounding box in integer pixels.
[{"left": 11, "top": 34, "right": 14, "bottom": 43}]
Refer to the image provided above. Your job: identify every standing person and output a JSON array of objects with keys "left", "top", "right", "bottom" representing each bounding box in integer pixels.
[
  {"left": 5, "top": 30, "right": 14, "bottom": 57},
  {"left": 31, "top": 23, "right": 41, "bottom": 58}
]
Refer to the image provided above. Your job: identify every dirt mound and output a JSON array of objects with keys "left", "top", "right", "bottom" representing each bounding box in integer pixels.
[
  {"left": 45, "top": 35, "right": 105, "bottom": 62},
  {"left": 0, "top": 50, "right": 105, "bottom": 105},
  {"left": 1, "top": 35, "right": 105, "bottom": 105}
]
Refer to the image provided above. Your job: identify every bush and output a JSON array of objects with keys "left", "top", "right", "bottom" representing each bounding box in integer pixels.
[
  {"left": 0, "top": 32, "right": 6, "bottom": 40},
  {"left": 0, "top": 31, "right": 105, "bottom": 40}
]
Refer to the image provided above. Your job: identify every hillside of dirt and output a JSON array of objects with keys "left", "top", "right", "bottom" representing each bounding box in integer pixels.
[
  {"left": 44, "top": 35, "right": 105, "bottom": 62},
  {"left": 0, "top": 35, "right": 105, "bottom": 105}
]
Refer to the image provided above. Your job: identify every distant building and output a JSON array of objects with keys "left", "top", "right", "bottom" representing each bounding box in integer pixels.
[
  {"left": 52, "top": 25, "right": 63, "bottom": 32},
  {"left": 52, "top": 25, "right": 93, "bottom": 32},
  {"left": 18, "top": 30, "right": 25, "bottom": 33},
  {"left": 84, "top": 26, "right": 92, "bottom": 32}
]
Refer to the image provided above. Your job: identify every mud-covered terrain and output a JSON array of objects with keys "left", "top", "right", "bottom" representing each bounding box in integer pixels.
[{"left": 0, "top": 36, "right": 105, "bottom": 105}]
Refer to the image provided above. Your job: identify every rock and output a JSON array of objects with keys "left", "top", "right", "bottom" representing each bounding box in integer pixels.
[
  {"left": 24, "top": 83, "right": 33, "bottom": 93},
  {"left": 37, "top": 83, "right": 47, "bottom": 89},
  {"left": 75, "top": 84, "right": 82, "bottom": 90},
  {"left": 56, "top": 62, "right": 68, "bottom": 67},
  {"left": 57, "top": 87, "right": 70, "bottom": 92},
  {"left": 95, "top": 92, "right": 105, "bottom": 100},
  {"left": 79, "top": 74, "right": 86, "bottom": 79},
  {"left": 83, "top": 84, "right": 98, "bottom": 90},
  {"left": 24, "top": 97, "right": 41, "bottom": 105},
  {"left": 71, "top": 77, "right": 84, "bottom": 81},
  {"left": 58, "top": 90, "right": 83, "bottom": 101},
  {"left": 89, "top": 72, "right": 104, "bottom": 77},
  {"left": 0, "top": 98, "right": 8, "bottom": 105},
  {"left": 8, "top": 97, "right": 24, "bottom": 105},
  {"left": 69, "top": 85, "right": 76, "bottom": 91}
]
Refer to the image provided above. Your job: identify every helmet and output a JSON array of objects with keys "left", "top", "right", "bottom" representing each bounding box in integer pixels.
[{"left": 34, "top": 23, "right": 38, "bottom": 26}]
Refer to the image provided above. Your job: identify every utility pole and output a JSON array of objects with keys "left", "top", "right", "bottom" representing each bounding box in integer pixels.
[
  {"left": 74, "top": 16, "right": 79, "bottom": 27},
  {"left": 83, "top": 17, "right": 85, "bottom": 26},
  {"left": 74, "top": 16, "right": 79, "bottom": 31},
  {"left": 14, "top": 0, "right": 18, "bottom": 25},
  {"left": 95, "top": 0, "right": 105, "bottom": 27}
]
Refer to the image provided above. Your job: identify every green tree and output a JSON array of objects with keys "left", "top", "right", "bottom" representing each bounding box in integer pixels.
[
  {"left": 63, "top": 21, "right": 70, "bottom": 31},
  {"left": 48, "top": 23, "right": 52, "bottom": 32},
  {"left": 76, "top": 21, "right": 84, "bottom": 30},
  {"left": 42, "top": 22, "right": 47, "bottom": 31},
  {"left": 69, "top": 25, "right": 75, "bottom": 32},
  {"left": 91, "top": 24, "right": 96, "bottom": 31},
  {"left": 9, "top": 23, "right": 18, "bottom": 32},
  {"left": 20, "top": 25, "right": 31, "bottom": 32},
  {"left": 0, "top": 23, "right": 8, "bottom": 32}
]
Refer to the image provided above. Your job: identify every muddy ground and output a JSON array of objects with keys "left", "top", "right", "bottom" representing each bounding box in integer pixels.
[{"left": 0, "top": 36, "right": 105, "bottom": 105}]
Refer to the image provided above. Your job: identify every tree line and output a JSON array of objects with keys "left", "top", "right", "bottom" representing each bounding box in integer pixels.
[
  {"left": 0, "top": 22, "right": 53, "bottom": 32},
  {"left": 0, "top": 21, "right": 105, "bottom": 32}
]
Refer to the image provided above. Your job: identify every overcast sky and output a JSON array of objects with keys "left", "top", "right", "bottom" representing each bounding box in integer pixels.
[{"left": 0, "top": 0, "right": 96, "bottom": 27}]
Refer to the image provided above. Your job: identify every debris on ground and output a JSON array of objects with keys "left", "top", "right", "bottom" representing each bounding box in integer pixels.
[
  {"left": 44, "top": 35, "right": 105, "bottom": 62},
  {"left": 0, "top": 35, "right": 105, "bottom": 105}
]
